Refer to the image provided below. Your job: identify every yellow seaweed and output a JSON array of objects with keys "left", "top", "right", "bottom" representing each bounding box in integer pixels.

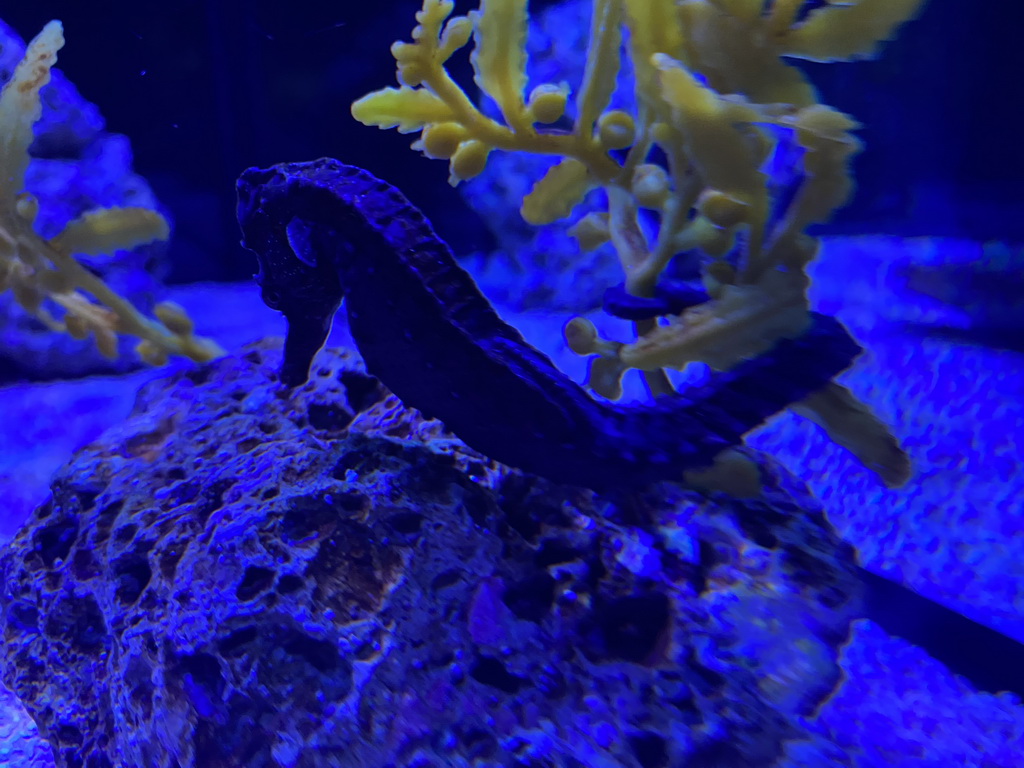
[
  {"left": 782, "top": 0, "right": 927, "bottom": 62},
  {"left": 352, "top": 0, "right": 927, "bottom": 486},
  {"left": 471, "top": 0, "right": 531, "bottom": 130},
  {"left": 0, "top": 22, "right": 223, "bottom": 366}
]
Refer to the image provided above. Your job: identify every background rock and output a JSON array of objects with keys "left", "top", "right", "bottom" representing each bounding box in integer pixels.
[{"left": 0, "top": 18, "right": 169, "bottom": 382}]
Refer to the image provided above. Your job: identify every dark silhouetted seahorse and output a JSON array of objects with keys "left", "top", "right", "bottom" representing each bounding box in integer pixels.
[{"left": 236, "top": 158, "right": 860, "bottom": 492}]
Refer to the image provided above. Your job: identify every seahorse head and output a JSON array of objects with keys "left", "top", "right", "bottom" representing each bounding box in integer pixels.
[{"left": 237, "top": 161, "right": 347, "bottom": 387}]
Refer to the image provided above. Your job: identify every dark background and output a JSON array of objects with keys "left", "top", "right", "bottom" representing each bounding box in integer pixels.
[{"left": 3, "top": 0, "right": 1021, "bottom": 282}]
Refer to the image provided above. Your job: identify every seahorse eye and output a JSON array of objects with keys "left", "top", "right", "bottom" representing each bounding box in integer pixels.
[{"left": 262, "top": 288, "right": 283, "bottom": 309}]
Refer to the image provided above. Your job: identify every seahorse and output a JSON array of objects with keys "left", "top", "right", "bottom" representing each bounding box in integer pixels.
[{"left": 236, "top": 158, "right": 859, "bottom": 492}]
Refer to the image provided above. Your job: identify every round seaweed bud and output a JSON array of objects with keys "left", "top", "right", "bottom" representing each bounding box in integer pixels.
[
  {"left": 597, "top": 110, "right": 636, "bottom": 150},
  {"left": 698, "top": 189, "right": 748, "bottom": 228},
  {"left": 421, "top": 122, "right": 468, "bottom": 159},
  {"left": 633, "top": 164, "right": 671, "bottom": 209},
  {"left": 528, "top": 84, "right": 568, "bottom": 124},
  {"left": 449, "top": 140, "right": 491, "bottom": 182}
]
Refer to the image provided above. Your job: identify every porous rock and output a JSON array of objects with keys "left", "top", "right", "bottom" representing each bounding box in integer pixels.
[{"left": 0, "top": 340, "right": 861, "bottom": 767}]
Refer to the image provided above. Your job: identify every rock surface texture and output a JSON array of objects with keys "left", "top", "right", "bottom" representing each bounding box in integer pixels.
[{"left": 0, "top": 341, "right": 860, "bottom": 768}]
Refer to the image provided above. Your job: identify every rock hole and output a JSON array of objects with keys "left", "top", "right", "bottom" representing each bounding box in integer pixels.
[
  {"left": 113, "top": 523, "right": 138, "bottom": 545},
  {"left": 535, "top": 538, "right": 582, "bottom": 566},
  {"left": 75, "top": 489, "right": 99, "bottom": 512},
  {"left": 689, "top": 740, "right": 743, "bottom": 768},
  {"left": 94, "top": 500, "right": 122, "bottom": 542},
  {"left": 536, "top": 664, "right": 567, "bottom": 699},
  {"left": 177, "top": 652, "right": 224, "bottom": 718},
  {"left": 599, "top": 593, "right": 670, "bottom": 663},
  {"left": 629, "top": 732, "right": 669, "bottom": 768},
  {"left": 6, "top": 602, "right": 39, "bottom": 634},
  {"left": 688, "top": 659, "right": 726, "bottom": 696},
  {"left": 277, "top": 574, "right": 304, "bottom": 594},
  {"left": 495, "top": 475, "right": 546, "bottom": 542},
  {"left": 782, "top": 543, "right": 825, "bottom": 587},
  {"left": 283, "top": 631, "right": 340, "bottom": 673},
  {"left": 281, "top": 495, "right": 337, "bottom": 543},
  {"left": 307, "top": 402, "right": 355, "bottom": 432},
  {"left": 35, "top": 518, "right": 79, "bottom": 568},
  {"left": 339, "top": 370, "right": 384, "bottom": 412},
  {"left": 431, "top": 569, "right": 461, "bottom": 591},
  {"left": 55, "top": 723, "right": 83, "bottom": 745},
  {"left": 218, "top": 625, "right": 259, "bottom": 656},
  {"left": 237, "top": 437, "right": 261, "bottom": 453},
  {"left": 335, "top": 490, "right": 370, "bottom": 512},
  {"left": 386, "top": 511, "right": 423, "bottom": 535},
  {"left": 194, "top": 479, "right": 234, "bottom": 524},
  {"left": 733, "top": 504, "right": 782, "bottom": 549},
  {"left": 159, "top": 546, "right": 185, "bottom": 580},
  {"left": 112, "top": 553, "right": 152, "bottom": 605},
  {"left": 331, "top": 440, "right": 403, "bottom": 477},
  {"left": 45, "top": 594, "right": 106, "bottom": 655},
  {"left": 461, "top": 727, "right": 498, "bottom": 760},
  {"left": 469, "top": 656, "right": 523, "bottom": 694},
  {"left": 502, "top": 573, "right": 556, "bottom": 622},
  {"left": 186, "top": 367, "right": 213, "bottom": 385},
  {"left": 236, "top": 566, "right": 275, "bottom": 601},
  {"left": 86, "top": 749, "right": 114, "bottom": 768}
]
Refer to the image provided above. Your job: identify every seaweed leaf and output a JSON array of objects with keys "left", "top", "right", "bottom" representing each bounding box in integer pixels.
[
  {"left": 0, "top": 21, "right": 63, "bottom": 199},
  {"left": 53, "top": 207, "right": 170, "bottom": 256},
  {"left": 791, "top": 382, "right": 912, "bottom": 487},
  {"left": 623, "top": 0, "right": 686, "bottom": 122},
  {"left": 351, "top": 86, "right": 458, "bottom": 133},
  {"left": 703, "top": 0, "right": 766, "bottom": 25},
  {"left": 770, "top": 105, "right": 861, "bottom": 244},
  {"left": 676, "top": 1, "right": 817, "bottom": 107},
  {"left": 575, "top": 0, "right": 622, "bottom": 135},
  {"left": 623, "top": 0, "right": 686, "bottom": 63},
  {"left": 655, "top": 55, "right": 767, "bottom": 248},
  {"left": 470, "top": 0, "right": 530, "bottom": 130},
  {"left": 767, "top": 0, "right": 804, "bottom": 36},
  {"left": 781, "top": 0, "right": 926, "bottom": 62},
  {"left": 521, "top": 158, "right": 592, "bottom": 224}
]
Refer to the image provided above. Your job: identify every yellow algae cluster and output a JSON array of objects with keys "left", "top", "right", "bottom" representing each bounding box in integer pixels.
[
  {"left": 352, "top": 0, "right": 923, "bottom": 486},
  {"left": 0, "top": 22, "right": 223, "bottom": 366}
]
